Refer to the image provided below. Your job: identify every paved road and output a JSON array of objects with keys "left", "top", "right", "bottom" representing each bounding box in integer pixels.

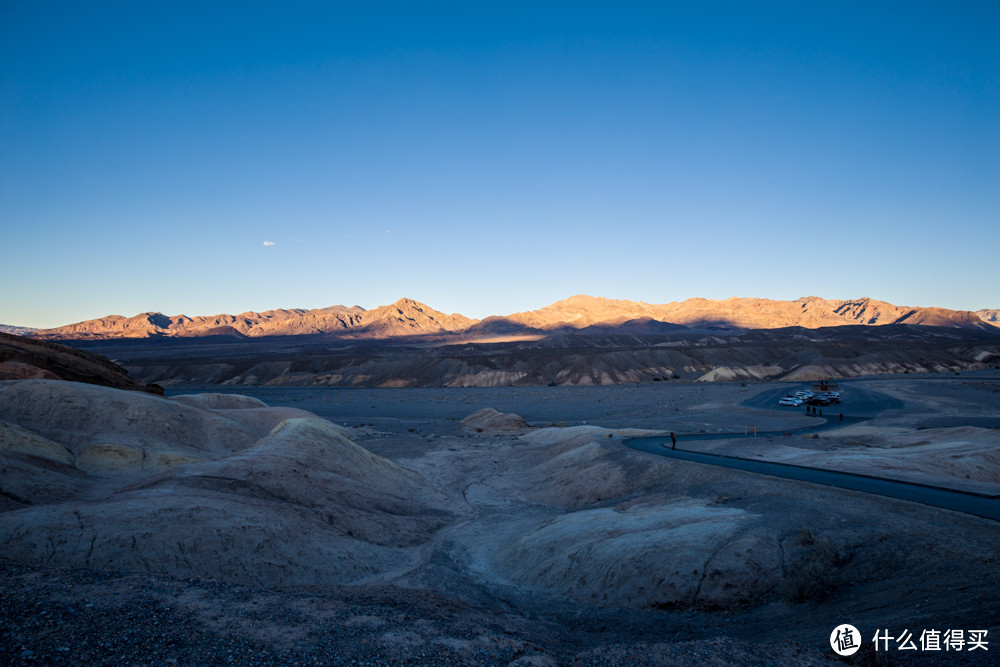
[
  {"left": 625, "top": 382, "right": 1000, "bottom": 521},
  {"left": 624, "top": 436, "right": 1000, "bottom": 521}
]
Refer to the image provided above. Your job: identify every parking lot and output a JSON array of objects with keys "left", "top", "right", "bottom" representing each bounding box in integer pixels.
[{"left": 777, "top": 388, "right": 840, "bottom": 408}]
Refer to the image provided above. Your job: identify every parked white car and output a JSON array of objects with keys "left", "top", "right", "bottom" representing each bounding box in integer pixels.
[{"left": 779, "top": 397, "right": 803, "bottom": 406}]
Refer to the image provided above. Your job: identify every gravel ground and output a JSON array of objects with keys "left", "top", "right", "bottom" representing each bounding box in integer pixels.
[
  {"left": 0, "top": 559, "right": 554, "bottom": 666},
  {"left": 1, "top": 559, "right": 859, "bottom": 667}
]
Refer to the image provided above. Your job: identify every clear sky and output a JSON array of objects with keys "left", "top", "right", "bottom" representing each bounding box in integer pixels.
[{"left": 2, "top": 1, "right": 997, "bottom": 328}]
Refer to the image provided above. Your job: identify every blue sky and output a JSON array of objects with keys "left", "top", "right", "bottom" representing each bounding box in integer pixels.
[{"left": 2, "top": 1, "right": 998, "bottom": 327}]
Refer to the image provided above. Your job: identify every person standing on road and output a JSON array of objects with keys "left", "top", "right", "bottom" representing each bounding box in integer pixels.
[{"left": 670, "top": 432, "right": 677, "bottom": 450}]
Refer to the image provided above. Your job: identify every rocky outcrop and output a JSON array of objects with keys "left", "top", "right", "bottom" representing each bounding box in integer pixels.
[
  {"left": 497, "top": 500, "right": 780, "bottom": 609},
  {"left": 488, "top": 426, "right": 782, "bottom": 609},
  {"left": 461, "top": 408, "right": 530, "bottom": 434},
  {"left": 0, "top": 332, "right": 161, "bottom": 394},
  {"left": 978, "top": 309, "right": 1000, "bottom": 327}
]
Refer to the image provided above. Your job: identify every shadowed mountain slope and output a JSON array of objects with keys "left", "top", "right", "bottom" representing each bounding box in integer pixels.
[{"left": 70, "top": 324, "right": 1000, "bottom": 388}]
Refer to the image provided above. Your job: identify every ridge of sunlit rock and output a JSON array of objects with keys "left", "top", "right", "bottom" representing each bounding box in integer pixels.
[{"left": 29, "top": 295, "right": 1000, "bottom": 340}]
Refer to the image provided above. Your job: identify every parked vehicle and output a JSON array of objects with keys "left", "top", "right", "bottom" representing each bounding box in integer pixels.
[{"left": 779, "top": 397, "right": 803, "bottom": 407}]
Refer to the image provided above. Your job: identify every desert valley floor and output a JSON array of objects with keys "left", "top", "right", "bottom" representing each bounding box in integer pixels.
[{"left": 2, "top": 373, "right": 999, "bottom": 665}]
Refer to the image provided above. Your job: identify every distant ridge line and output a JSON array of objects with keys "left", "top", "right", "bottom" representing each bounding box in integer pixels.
[{"left": 27, "top": 295, "right": 1000, "bottom": 341}]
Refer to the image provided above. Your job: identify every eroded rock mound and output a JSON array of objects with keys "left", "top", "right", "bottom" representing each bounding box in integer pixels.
[
  {"left": 0, "top": 420, "right": 86, "bottom": 509},
  {"left": 170, "top": 392, "right": 268, "bottom": 410},
  {"left": 498, "top": 499, "right": 780, "bottom": 609},
  {"left": 0, "top": 380, "right": 262, "bottom": 463},
  {"left": 0, "top": 332, "right": 161, "bottom": 393},
  {"left": 487, "top": 426, "right": 783, "bottom": 609},
  {"left": 0, "top": 420, "right": 74, "bottom": 465},
  {"left": 170, "top": 391, "right": 343, "bottom": 437},
  {"left": 0, "top": 382, "right": 453, "bottom": 587},
  {"left": 461, "top": 408, "right": 530, "bottom": 434}
]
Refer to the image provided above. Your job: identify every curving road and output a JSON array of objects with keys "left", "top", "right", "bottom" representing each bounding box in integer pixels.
[
  {"left": 624, "top": 383, "right": 1000, "bottom": 521},
  {"left": 623, "top": 437, "right": 1000, "bottom": 521}
]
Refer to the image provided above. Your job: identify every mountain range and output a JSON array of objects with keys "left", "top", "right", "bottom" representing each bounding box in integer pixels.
[{"left": 24, "top": 295, "right": 1000, "bottom": 341}]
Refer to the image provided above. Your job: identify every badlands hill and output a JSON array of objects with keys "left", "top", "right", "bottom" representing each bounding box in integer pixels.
[
  {"left": 0, "top": 332, "right": 161, "bottom": 394},
  {"left": 78, "top": 322, "right": 1000, "bottom": 388},
  {"left": 3, "top": 379, "right": 999, "bottom": 663},
  {"left": 31, "top": 295, "right": 999, "bottom": 341},
  {"left": 0, "top": 381, "right": 451, "bottom": 583}
]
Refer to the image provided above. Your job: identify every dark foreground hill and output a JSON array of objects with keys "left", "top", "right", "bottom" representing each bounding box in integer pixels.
[{"left": 0, "top": 332, "right": 162, "bottom": 394}]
